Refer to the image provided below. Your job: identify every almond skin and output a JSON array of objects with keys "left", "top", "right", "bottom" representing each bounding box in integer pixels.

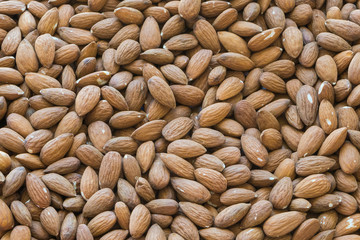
[
  {"left": 296, "top": 156, "right": 336, "bottom": 176},
  {"left": 24, "top": 130, "right": 53, "bottom": 154},
  {"left": 194, "top": 167, "right": 227, "bottom": 193},
  {"left": 167, "top": 139, "right": 206, "bottom": 158},
  {"left": 193, "top": 19, "right": 221, "bottom": 54},
  {"left": 115, "top": 39, "right": 141, "bottom": 65},
  {"left": 0, "top": 199, "right": 14, "bottom": 231},
  {"left": 248, "top": 27, "right": 283, "bottom": 52},
  {"left": 160, "top": 153, "right": 194, "bottom": 180},
  {"left": 318, "top": 127, "right": 347, "bottom": 156},
  {"left": 214, "top": 203, "right": 250, "bottom": 228},
  {"left": 40, "top": 133, "right": 74, "bottom": 165},
  {"left": 318, "top": 99, "right": 337, "bottom": 134},
  {"left": 263, "top": 211, "right": 306, "bottom": 237},
  {"left": 162, "top": 117, "right": 194, "bottom": 141},
  {"left": 335, "top": 213, "right": 360, "bottom": 237},
  {"left": 297, "top": 126, "right": 325, "bottom": 157},
  {"left": 88, "top": 211, "right": 117, "bottom": 237},
  {"left": 294, "top": 174, "right": 331, "bottom": 198},
  {"left": 170, "top": 85, "right": 205, "bottom": 107},
  {"left": 26, "top": 173, "right": 51, "bottom": 209},
  {"left": 240, "top": 200, "right": 273, "bottom": 228},
  {"left": 148, "top": 76, "right": 176, "bottom": 109},
  {"left": 282, "top": 26, "right": 303, "bottom": 58},
  {"left": 98, "top": 151, "right": 122, "bottom": 189},
  {"left": 241, "top": 134, "right": 268, "bottom": 167},
  {"left": 40, "top": 207, "right": 60, "bottom": 236},
  {"left": 269, "top": 177, "right": 293, "bottom": 209},
  {"left": 42, "top": 173, "right": 76, "bottom": 197},
  {"left": 82, "top": 188, "right": 116, "bottom": 218},
  {"left": 179, "top": 202, "right": 213, "bottom": 228},
  {"left": 75, "top": 85, "right": 101, "bottom": 117},
  {"left": 129, "top": 204, "right": 151, "bottom": 238},
  {"left": 339, "top": 141, "right": 360, "bottom": 174},
  {"left": 296, "top": 85, "right": 318, "bottom": 126},
  {"left": 2, "top": 166, "right": 26, "bottom": 197},
  {"left": 171, "top": 177, "right": 211, "bottom": 204},
  {"left": 178, "top": 0, "right": 201, "bottom": 21},
  {"left": 186, "top": 49, "right": 212, "bottom": 81},
  {"left": 349, "top": 52, "right": 360, "bottom": 85},
  {"left": 198, "top": 102, "right": 232, "bottom": 127},
  {"left": 171, "top": 215, "right": 200, "bottom": 240}
]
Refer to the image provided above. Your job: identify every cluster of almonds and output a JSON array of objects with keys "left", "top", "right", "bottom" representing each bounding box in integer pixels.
[{"left": 2, "top": 0, "right": 360, "bottom": 239}]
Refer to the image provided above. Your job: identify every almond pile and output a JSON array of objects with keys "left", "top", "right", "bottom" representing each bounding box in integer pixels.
[{"left": 2, "top": 0, "right": 360, "bottom": 239}]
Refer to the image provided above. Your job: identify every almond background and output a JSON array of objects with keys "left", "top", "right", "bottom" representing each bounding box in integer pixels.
[{"left": 1, "top": 0, "right": 360, "bottom": 239}]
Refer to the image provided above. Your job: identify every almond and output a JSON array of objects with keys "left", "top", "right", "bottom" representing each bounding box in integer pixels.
[
  {"left": 148, "top": 76, "right": 176, "bottom": 109},
  {"left": 215, "top": 203, "right": 250, "bottom": 228},
  {"left": 115, "top": 39, "right": 141, "bottom": 65},
  {"left": 296, "top": 85, "right": 318, "bottom": 126},
  {"left": 241, "top": 134, "right": 268, "bottom": 167},
  {"left": 170, "top": 85, "right": 205, "bottom": 107},
  {"left": 248, "top": 27, "right": 282, "bottom": 52},
  {"left": 240, "top": 200, "right": 273, "bottom": 228},
  {"left": 294, "top": 174, "right": 331, "bottom": 198},
  {"left": 99, "top": 151, "right": 122, "bottom": 189},
  {"left": 193, "top": 19, "right": 220, "bottom": 54},
  {"left": 40, "top": 207, "right": 60, "bottom": 236},
  {"left": 160, "top": 153, "right": 194, "bottom": 180},
  {"left": 171, "top": 177, "right": 211, "bottom": 204},
  {"left": 42, "top": 173, "right": 76, "bottom": 197},
  {"left": 297, "top": 126, "right": 325, "bottom": 157},
  {"left": 339, "top": 141, "right": 360, "bottom": 174},
  {"left": 194, "top": 168, "right": 227, "bottom": 193},
  {"left": 186, "top": 49, "right": 212, "bottom": 81},
  {"left": 269, "top": 177, "right": 293, "bottom": 209},
  {"left": 218, "top": 52, "right": 255, "bottom": 71},
  {"left": 263, "top": 211, "right": 306, "bottom": 237},
  {"left": 167, "top": 139, "right": 206, "bottom": 158},
  {"left": 179, "top": 202, "right": 213, "bottom": 228},
  {"left": 26, "top": 173, "right": 51, "bottom": 209},
  {"left": 2, "top": 166, "right": 26, "bottom": 197},
  {"left": 198, "top": 102, "right": 231, "bottom": 127},
  {"left": 129, "top": 204, "right": 151, "bottom": 238},
  {"left": 162, "top": 117, "right": 193, "bottom": 141},
  {"left": 40, "top": 133, "right": 74, "bottom": 165},
  {"left": 178, "top": 0, "right": 201, "bottom": 21},
  {"left": 0, "top": 199, "right": 14, "bottom": 231},
  {"left": 75, "top": 85, "right": 101, "bottom": 116},
  {"left": 88, "top": 211, "right": 117, "bottom": 237},
  {"left": 282, "top": 26, "right": 303, "bottom": 58},
  {"left": 315, "top": 55, "right": 338, "bottom": 85},
  {"left": 171, "top": 215, "right": 200, "bottom": 240},
  {"left": 296, "top": 156, "right": 336, "bottom": 176},
  {"left": 83, "top": 188, "right": 115, "bottom": 217}
]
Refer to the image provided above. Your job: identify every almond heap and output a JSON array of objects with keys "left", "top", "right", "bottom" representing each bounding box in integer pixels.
[{"left": 1, "top": 0, "right": 360, "bottom": 239}]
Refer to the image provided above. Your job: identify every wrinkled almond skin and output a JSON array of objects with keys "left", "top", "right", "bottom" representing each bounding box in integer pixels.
[
  {"left": 26, "top": 173, "right": 51, "bottom": 209},
  {"left": 263, "top": 211, "right": 306, "bottom": 237},
  {"left": 171, "top": 177, "right": 211, "bottom": 204},
  {"left": 269, "top": 177, "right": 293, "bottom": 209},
  {"left": 294, "top": 174, "right": 331, "bottom": 198},
  {"left": 129, "top": 204, "right": 151, "bottom": 238},
  {"left": 297, "top": 126, "right": 325, "bottom": 157},
  {"left": 296, "top": 85, "right": 318, "bottom": 126},
  {"left": 0, "top": 199, "right": 14, "bottom": 231},
  {"left": 241, "top": 134, "right": 268, "bottom": 167}
]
